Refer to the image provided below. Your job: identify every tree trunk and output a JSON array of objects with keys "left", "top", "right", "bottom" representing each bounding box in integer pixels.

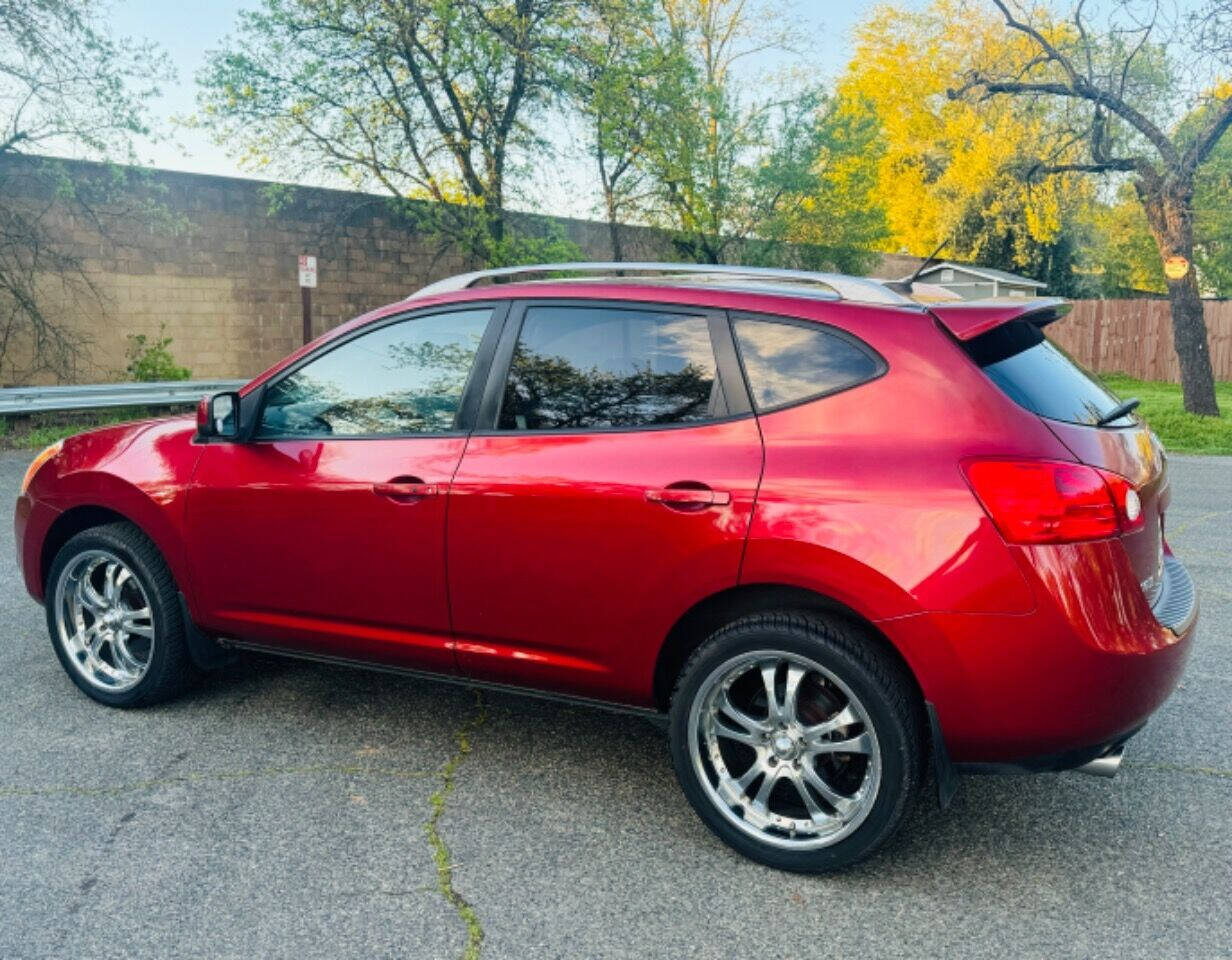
[
  {"left": 1137, "top": 182, "right": 1220, "bottom": 416},
  {"left": 605, "top": 189, "right": 624, "bottom": 262},
  {"left": 1166, "top": 270, "right": 1219, "bottom": 415},
  {"left": 487, "top": 208, "right": 505, "bottom": 258},
  {"left": 483, "top": 178, "right": 506, "bottom": 267}
]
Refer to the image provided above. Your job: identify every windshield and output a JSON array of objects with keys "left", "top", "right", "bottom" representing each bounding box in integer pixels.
[{"left": 962, "top": 320, "right": 1134, "bottom": 427}]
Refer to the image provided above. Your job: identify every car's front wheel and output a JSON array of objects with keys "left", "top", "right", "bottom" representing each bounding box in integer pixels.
[
  {"left": 45, "top": 521, "right": 197, "bottom": 707},
  {"left": 668, "top": 612, "right": 922, "bottom": 872}
]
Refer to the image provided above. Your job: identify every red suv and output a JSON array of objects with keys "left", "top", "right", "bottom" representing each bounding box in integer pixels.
[{"left": 14, "top": 263, "right": 1196, "bottom": 871}]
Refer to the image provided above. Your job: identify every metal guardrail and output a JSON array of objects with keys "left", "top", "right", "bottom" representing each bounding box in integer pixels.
[{"left": 0, "top": 380, "right": 246, "bottom": 416}]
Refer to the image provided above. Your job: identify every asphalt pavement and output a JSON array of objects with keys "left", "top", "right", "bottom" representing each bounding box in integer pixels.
[{"left": 2, "top": 448, "right": 1229, "bottom": 960}]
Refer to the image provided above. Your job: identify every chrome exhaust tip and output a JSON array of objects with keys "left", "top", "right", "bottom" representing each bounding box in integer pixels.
[{"left": 1075, "top": 746, "right": 1124, "bottom": 778}]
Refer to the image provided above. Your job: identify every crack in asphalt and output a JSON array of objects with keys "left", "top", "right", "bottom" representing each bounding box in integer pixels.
[
  {"left": 0, "top": 762, "right": 437, "bottom": 799},
  {"left": 6, "top": 706, "right": 495, "bottom": 960},
  {"left": 425, "top": 689, "right": 487, "bottom": 960}
]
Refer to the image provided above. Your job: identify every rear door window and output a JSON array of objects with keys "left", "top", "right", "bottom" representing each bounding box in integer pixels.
[
  {"left": 732, "top": 316, "right": 883, "bottom": 411},
  {"left": 497, "top": 305, "right": 722, "bottom": 430},
  {"left": 962, "top": 320, "right": 1133, "bottom": 427}
]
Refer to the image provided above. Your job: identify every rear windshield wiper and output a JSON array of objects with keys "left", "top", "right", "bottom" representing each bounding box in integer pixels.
[{"left": 1096, "top": 397, "right": 1140, "bottom": 426}]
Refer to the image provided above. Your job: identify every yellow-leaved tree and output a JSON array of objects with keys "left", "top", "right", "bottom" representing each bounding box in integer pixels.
[{"left": 835, "top": 0, "right": 1103, "bottom": 292}]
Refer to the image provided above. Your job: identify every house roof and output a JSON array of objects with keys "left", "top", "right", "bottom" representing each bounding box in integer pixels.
[{"left": 907, "top": 262, "right": 1046, "bottom": 288}]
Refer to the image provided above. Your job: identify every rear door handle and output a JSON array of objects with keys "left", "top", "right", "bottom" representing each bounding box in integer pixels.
[
  {"left": 373, "top": 481, "right": 439, "bottom": 499},
  {"left": 646, "top": 487, "right": 731, "bottom": 507}
]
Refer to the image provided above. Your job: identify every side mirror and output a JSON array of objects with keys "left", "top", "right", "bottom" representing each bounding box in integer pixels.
[{"left": 197, "top": 391, "right": 240, "bottom": 440}]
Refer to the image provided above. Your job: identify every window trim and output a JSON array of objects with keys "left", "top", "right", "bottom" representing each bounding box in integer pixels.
[
  {"left": 472, "top": 297, "right": 754, "bottom": 436},
  {"left": 249, "top": 301, "right": 509, "bottom": 442},
  {"left": 727, "top": 310, "right": 888, "bottom": 416}
]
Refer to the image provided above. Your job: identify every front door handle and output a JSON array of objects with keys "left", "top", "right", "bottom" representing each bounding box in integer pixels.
[
  {"left": 646, "top": 487, "right": 731, "bottom": 508},
  {"left": 374, "top": 479, "right": 439, "bottom": 500}
]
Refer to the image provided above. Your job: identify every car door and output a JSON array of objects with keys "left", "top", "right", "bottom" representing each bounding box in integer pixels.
[
  {"left": 446, "top": 299, "right": 764, "bottom": 704},
  {"left": 186, "top": 303, "right": 503, "bottom": 672}
]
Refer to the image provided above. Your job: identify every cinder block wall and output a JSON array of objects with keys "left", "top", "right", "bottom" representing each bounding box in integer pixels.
[
  {"left": 3, "top": 158, "right": 674, "bottom": 383},
  {"left": 10, "top": 159, "right": 1220, "bottom": 386}
]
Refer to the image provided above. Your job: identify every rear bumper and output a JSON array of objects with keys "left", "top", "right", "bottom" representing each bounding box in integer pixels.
[
  {"left": 881, "top": 538, "right": 1196, "bottom": 765},
  {"left": 1152, "top": 553, "right": 1197, "bottom": 636},
  {"left": 957, "top": 724, "right": 1143, "bottom": 775}
]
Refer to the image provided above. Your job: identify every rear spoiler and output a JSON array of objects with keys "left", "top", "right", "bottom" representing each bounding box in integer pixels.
[{"left": 927, "top": 297, "right": 1072, "bottom": 341}]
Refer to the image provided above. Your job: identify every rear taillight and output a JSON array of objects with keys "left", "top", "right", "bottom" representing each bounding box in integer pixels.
[
  {"left": 962, "top": 459, "right": 1144, "bottom": 544},
  {"left": 1098, "top": 470, "right": 1146, "bottom": 533}
]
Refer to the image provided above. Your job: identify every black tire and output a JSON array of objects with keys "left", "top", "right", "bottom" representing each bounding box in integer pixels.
[
  {"left": 44, "top": 521, "right": 197, "bottom": 708},
  {"left": 668, "top": 612, "right": 923, "bottom": 872}
]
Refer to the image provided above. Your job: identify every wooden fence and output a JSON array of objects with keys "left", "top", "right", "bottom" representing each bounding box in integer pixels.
[{"left": 1047, "top": 299, "right": 1232, "bottom": 382}]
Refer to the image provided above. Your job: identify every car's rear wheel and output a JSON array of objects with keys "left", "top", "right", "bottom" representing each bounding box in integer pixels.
[
  {"left": 668, "top": 612, "right": 922, "bottom": 872},
  {"left": 46, "top": 522, "right": 196, "bottom": 707}
]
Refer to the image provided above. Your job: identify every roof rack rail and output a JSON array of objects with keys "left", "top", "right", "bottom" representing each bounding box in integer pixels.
[{"left": 407, "top": 261, "right": 911, "bottom": 306}]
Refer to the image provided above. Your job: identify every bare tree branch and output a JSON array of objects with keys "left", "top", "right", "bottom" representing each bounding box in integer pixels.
[
  {"left": 952, "top": 73, "right": 1179, "bottom": 167},
  {"left": 1183, "top": 95, "right": 1232, "bottom": 171},
  {"left": 0, "top": 0, "right": 173, "bottom": 382},
  {"left": 977, "top": 0, "right": 1180, "bottom": 166},
  {"left": 1026, "top": 159, "right": 1142, "bottom": 175},
  {"left": 989, "top": 0, "right": 1083, "bottom": 86}
]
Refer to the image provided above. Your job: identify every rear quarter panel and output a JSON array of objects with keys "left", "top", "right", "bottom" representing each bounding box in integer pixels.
[{"left": 740, "top": 303, "right": 1072, "bottom": 623}]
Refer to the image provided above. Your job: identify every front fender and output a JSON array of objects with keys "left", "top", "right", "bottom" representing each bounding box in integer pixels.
[{"left": 26, "top": 418, "right": 202, "bottom": 610}]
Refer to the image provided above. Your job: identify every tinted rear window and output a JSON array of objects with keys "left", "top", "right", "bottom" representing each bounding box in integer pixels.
[
  {"left": 498, "top": 306, "right": 720, "bottom": 430},
  {"left": 962, "top": 320, "right": 1133, "bottom": 427}
]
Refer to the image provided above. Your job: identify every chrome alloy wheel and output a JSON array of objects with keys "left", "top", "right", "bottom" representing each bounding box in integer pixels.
[
  {"left": 687, "top": 651, "right": 881, "bottom": 850},
  {"left": 53, "top": 549, "right": 155, "bottom": 693}
]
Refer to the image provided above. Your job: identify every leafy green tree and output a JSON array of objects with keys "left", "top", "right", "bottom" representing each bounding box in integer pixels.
[
  {"left": 0, "top": 0, "right": 171, "bottom": 382},
  {"left": 633, "top": 0, "right": 750, "bottom": 263},
  {"left": 628, "top": 0, "right": 837, "bottom": 265},
  {"left": 1194, "top": 115, "right": 1232, "bottom": 296},
  {"left": 1, "top": 0, "right": 167, "bottom": 158},
  {"left": 566, "top": 0, "right": 689, "bottom": 260},
  {"left": 197, "top": 0, "right": 581, "bottom": 267},
  {"left": 748, "top": 93, "right": 890, "bottom": 275}
]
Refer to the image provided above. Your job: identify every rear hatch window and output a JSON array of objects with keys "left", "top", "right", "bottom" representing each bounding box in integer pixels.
[{"left": 961, "top": 320, "right": 1135, "bottom": 427}]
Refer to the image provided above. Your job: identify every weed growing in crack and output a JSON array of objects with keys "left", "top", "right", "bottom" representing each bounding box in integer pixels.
[{"left": 426, "top": 689, "right": 487, "bottom": 960}]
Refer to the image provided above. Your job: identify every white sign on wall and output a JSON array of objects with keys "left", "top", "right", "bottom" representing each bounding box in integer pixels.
[{"left": 298, "top": 254, "right": 318, "bottom": 288}]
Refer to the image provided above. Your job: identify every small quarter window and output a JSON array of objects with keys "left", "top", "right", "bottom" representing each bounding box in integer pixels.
[
  {"left": 258, "top": 308, "right": 492, "bottom": 437},
  {"left": 498, "top": 306, "right": 721, "bottom": 430},
  {"left": 733, "top": 317, "right": 882, "bottom": 411}
]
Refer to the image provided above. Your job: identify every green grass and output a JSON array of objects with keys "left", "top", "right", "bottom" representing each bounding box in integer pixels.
[
  {"left": 0, "top": 405, "right": 193, "bottom": 451},
  {"left": 1100, "top": 375, "right": 1232, "bottom": 455}
]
